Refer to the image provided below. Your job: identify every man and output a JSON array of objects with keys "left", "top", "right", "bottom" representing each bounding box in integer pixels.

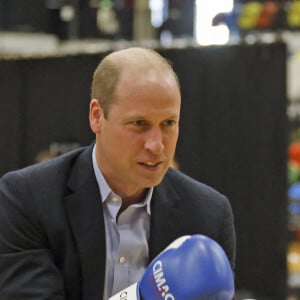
[{"left": 0, "top": 47, "right": 236, "bottom": 300}]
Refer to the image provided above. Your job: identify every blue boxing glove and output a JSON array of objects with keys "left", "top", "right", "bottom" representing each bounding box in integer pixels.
[{"left": 109, "top": 235, "right": 234, "bottom": 300}]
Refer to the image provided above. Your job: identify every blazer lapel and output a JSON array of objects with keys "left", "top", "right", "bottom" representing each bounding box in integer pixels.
[
  {"left": 149, "top": 173, "right": 188, "bottom": 261},
  {"left": 64, "top": 146, "right": 106, "bottom": 300}
]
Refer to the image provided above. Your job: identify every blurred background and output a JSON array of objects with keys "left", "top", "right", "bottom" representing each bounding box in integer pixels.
[{"left": 1, "top": 0, "right": 300, "bottom": 299}]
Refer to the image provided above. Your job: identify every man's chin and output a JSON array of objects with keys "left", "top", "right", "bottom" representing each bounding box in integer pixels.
[{"left": 142, "top": 173, "right": 167, "bottom": 188}]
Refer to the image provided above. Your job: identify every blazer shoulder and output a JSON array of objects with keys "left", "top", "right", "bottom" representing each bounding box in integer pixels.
[
  {"left": 0, "top": 146, "right": 90, "bottom": 190},
  {"left": 164, "top": 168, "right": 227, "bottom": 201}
]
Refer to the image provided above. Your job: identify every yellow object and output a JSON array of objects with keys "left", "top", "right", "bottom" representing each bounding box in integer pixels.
[
  {"left": 288, "top": 1, "right": 300, "bottom": 27},
  {"left": 288, "top": 241, "right": 300, "bottom": 272},
  {"left": 238, "top": 2, "right": 263, "bottom": 29}
]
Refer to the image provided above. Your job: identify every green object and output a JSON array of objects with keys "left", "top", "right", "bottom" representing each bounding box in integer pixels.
[
  {"left": 100, "top": 0, "right": 113, "bottom": 9},
  {"left": 288, "top": 163, "right": 300, "bottom": 186}
]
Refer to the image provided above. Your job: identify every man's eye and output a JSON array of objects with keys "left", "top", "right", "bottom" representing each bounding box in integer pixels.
[
  {"left": 163, "top": 120, "right": 176, "bottom": 126},
  {"left": 132, "top": 120, "right": 145, "bottom": 126}
]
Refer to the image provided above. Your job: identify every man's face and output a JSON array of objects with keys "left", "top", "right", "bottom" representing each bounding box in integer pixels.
[{"left": 92, "top": 69, "right": 181, "bottom": 198}]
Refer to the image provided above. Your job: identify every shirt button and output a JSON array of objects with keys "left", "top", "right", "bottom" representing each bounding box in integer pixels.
[
  {"left": 112, "top": 197, "right": 119, "bottom": 203},
  {"left": 119, "top": 256, "right": 126, "bottom": 264}
]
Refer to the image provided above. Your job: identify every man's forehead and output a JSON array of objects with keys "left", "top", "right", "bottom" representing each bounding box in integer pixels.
[{"left": 118, "top": 67, "right": 177, "bottom": 88}]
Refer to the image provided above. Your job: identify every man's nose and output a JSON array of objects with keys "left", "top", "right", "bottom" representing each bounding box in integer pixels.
[{"left": 144, "top": 127, "right": 165, "bottom": 154}]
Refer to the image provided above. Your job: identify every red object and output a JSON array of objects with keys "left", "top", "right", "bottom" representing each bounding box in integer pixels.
[
  {"left": 289, "top": 142, "right": 300, "bottom": 166},
  {"left": 256, "top": 1, "right": 279, "bottom": 29}
]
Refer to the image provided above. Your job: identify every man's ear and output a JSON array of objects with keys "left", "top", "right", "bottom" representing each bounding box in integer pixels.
[{"left": 89, "top": 99, "right": 104, "bottom": 134}]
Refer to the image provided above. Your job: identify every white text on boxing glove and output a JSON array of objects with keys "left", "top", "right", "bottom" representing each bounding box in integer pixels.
[{"left": 153, "top": 260, "right": 175, "bottom": 300}]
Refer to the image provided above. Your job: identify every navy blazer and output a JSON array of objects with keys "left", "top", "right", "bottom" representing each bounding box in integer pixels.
[{"left": 0, "top": 144, "right": 236, "bottom": 300}]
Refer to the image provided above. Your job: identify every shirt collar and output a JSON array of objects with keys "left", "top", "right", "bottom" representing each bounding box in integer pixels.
[{"left": 92, "top": 145, "right": 153, "bottom": 214}]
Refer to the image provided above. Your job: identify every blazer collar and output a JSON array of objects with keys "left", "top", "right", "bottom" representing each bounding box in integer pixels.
[{"left": 64, "top": 145, "right": 106, "bottom": 300}]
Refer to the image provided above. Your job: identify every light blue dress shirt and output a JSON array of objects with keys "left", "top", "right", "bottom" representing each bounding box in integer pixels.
[{"left": 92, "top": 146, "right": 153, "bottom": 299}]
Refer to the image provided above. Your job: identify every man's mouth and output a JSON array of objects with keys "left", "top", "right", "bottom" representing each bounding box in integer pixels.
[{"left": 140, "top": 161, "right": 161, "bottom": 168}]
